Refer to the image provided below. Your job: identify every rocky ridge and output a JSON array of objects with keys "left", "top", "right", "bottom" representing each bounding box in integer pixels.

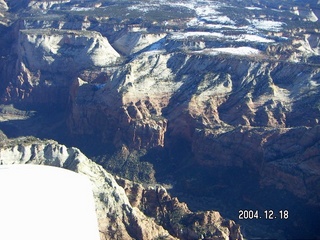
[
  {"left": 0, "top": 134, "right": 175, "bottom": 240},
  {"left": 117, "top": 177, "right": 243, "bottom": 240},
  {"left": 0, "top": 133, "right": 242, "bottom": 240}
]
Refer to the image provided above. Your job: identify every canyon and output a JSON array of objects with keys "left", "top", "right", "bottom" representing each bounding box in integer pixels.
[
  {"left": 0, "top": 133, "right": 242, "bottom": 240},
  {"left": 0, "top": 0, "right": 320, "bottom": 239}
]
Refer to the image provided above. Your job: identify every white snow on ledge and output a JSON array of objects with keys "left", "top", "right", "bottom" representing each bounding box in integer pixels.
[
  {"left": 248, "top": 19, "right": 285, "bottom": 32},
  {"left": 170, "top": 31, "right": 225, "bottom": 40},
  {"left": 0, "top": 165, "right": 100, "bottom": 240},
  {"left": 195, "top": 46, "right": 262, "bottom": 56},
  {"left": 170, "top": 31, "right": 274, "bottom": 44},
  {"left": 235, "top": 34, "right": 275, "bottom": 43}
]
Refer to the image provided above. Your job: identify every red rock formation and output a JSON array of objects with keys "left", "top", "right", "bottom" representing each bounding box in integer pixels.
[{"left": 117, "top": 177, "right": 243, "bottom": 240}]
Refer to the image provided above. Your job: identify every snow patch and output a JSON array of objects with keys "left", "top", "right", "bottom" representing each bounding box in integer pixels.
[
  {"left": 128, "top": 4, "right": 158, "bottom": 13},
  {"left": 235, "top": 34, "right": 275, "bottom": 43},
  {"left": 196, "top": 47, "right": 261, "bottom": 56},
  {"left": 245, "top": 7, "right": 262, "bottom": 10},
  {"left": 70, "top": 7, "right": 91, "bottom": 11},
  {"left": 170, "top": 31, "right": 225, "bottom": 40},
  {"left": 195, "top": 5, "right": 235, "bottom": 25},
  {"left": 170, "top": 31, "right": 273, "bottom": 44},
  {"left": 248, "top": 19, "right": 285, "bottom": 32}
]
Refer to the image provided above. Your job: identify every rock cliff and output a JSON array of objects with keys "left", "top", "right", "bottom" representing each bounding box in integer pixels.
[
  {"left": 0, "top": 134, "right": 243, "bottom": 240},
  {"left": 0, "top": 135, "right": 176, "bottom": 240},
  {"left": 117, "top": 177, "right": 243, "bottom": 240},
  {"left": 2, "top": 28, "right": 120, "bottom": 105},
  {"left": 66, "top": 50, "right": 320, "bottom": 208}
]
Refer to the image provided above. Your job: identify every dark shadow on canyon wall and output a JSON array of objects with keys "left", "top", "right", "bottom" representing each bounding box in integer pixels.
[
  {"left": 1, "top": 104, "right": 320, "bottom": 240},
  {"left": 141, "top": 134, "right": 320, "bottom": 239}
]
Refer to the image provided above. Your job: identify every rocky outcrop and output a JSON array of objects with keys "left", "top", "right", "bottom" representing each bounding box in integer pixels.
[
  {"left": 116, "top": 177, "right": 243, "bottom": 240},
  {"left": 28, "top": 0, "right": 71, "bottom": 10},
  {"left": 113, "top": 32, "right": 166, "bottom": 55},
  {"left": 192, "top": 125, "right": 320, "bottom": 205},
  {"left": 2, "top": 28, "right": 120, "bottom": 104},
  {"left": 18, "top": 29, "right": 119, "bottom": 70},
  {"left": 0, "top": 0, "right": 8, "bottom": 12},
  {"left": 291, "top": 6, "right": 319, "bottom": 22},
  {"left": 0, "top": 136, "right": 176, "bottom": 240},
  {"left": 67, "top": 59, "right": 170, "bottom": 149}
]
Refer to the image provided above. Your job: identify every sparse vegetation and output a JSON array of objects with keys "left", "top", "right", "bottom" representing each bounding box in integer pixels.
[{"left": 93, "top": 147, "right": 156, "bottom": 184}]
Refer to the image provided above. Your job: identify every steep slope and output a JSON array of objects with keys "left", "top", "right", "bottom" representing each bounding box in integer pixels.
[
  {"left": 67, "top": 49, "right": 320, "bottom": 205},
  {"left": 0, "top": 135, "right": 176, "bottom": 240},
  {"left": 0, "top": 134, "right": 243, "bottom": 240},
  {"left": 2, "top": 28, "right": 120, "bottom": 105},
  {"left": 117, "top": 177, "right": 242, "bottom": 240}
]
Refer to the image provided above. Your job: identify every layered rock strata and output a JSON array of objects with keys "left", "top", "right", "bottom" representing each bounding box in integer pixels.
[
  {"left": 117, "top": 177, "right": 243, "bottom": 240},
  {"left": 67, "top": 51, "right": 320, "bottom": 207},
  {"left": 0, "top": 134, "right": 243, "bottom": 240},
  {"left": 2, "top": 28, "right": 120, "bottom": 105}
]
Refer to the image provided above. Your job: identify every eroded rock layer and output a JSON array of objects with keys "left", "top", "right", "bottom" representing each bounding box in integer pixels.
[
  {"left": 0, "top": 134, "right": 242, "bottom": 240},
  {"left": 0, "top": 0, "right": 320, "bottom": 239}
]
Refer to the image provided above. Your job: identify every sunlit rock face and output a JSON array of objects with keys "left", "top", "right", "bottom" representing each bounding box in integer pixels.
[
  {"left": 2, "top": 28, "right": 120, "bottom": 105},
  {"left": 18, "top": 29, "right": 119, "bottom": 71},
  {"left": 116, "top": 177, "right": 243, "bottom": 240},
  {"left": 28, "top": 0, "right": 72, "bottom": 10},
  {"left": 0, "top": 165, "right": 100, "bottom": 240},
  {"left": 0, "top": 0, "right": 8, "bottom": 11}
]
